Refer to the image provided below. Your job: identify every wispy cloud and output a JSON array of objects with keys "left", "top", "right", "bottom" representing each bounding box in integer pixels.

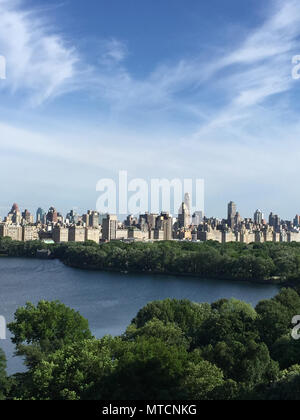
[
  {"left": 0, "top": 0, "right": 80, "bottom": 106},
  {"left": 1, "top": 0, "right": 300, "bottom": 218},
  {"left": 99, "top": 38, "right": 129, "bottom": 64},
  {"left": 0, "top": 0, "right": 298, "bottom": 115}
]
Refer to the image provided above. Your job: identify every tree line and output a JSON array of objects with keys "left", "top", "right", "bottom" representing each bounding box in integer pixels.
[{"left": 1, "top": 236, "right": 300, "bottom": 284}]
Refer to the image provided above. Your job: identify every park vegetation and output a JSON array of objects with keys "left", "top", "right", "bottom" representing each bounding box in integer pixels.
[
  {"left": 0, "top": 289, "right": 300, "bottom": 400},
  {"left": 1, "top": 236, "right": 300, "bottom": 285}
]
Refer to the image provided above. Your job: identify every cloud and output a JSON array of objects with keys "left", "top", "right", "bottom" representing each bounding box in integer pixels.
[
  {"left": 0, "top": 0, "right": 80, "bottom": 106},
  {"left": 100, "top": 38, "right": 128, "bottom": 64},
  {"left": 0, "top": 0, "right": 298, "bottom": 115},
  {"left": 1, "top": 0, "right": 300, "bottom": 218}
]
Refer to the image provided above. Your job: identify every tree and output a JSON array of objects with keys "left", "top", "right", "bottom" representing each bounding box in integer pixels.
[
  {"left": 0, "top": 349, "right": 7, "bottom": 400},
  {"left": 105, "top": 336, "right": 190, "bottom": 400},
  {"left": 256, "top": 289, "right": 300, "bottom": 348},
  {"left": 132, "top": 299, "right": 212, "bottom": 343},
  {"left": 124, "top": 318, "right": 190, "bottom": 349},
  {"left": 201, "top": 339, "right": 279, "bottom": 387},
  {"left": 181, "top": 360, "right": 224, "bottom": 400},
  {"left": 8, "top": 301, "right": 92, "bottom": 368},
  {"left": 27, "top": 337, "right": 117, "bottom": 400},
  {"left": 271, "top": 335, "right": 300, "bottom": 369}
]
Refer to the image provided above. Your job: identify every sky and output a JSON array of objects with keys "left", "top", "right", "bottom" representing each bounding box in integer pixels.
[{"left": 0, "top": 0, "right": 300, "bottom": 220}]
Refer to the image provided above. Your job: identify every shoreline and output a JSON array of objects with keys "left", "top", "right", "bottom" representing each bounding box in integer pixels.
[{"left": 62, "top": 259, "right": 285, "bottom": 286}]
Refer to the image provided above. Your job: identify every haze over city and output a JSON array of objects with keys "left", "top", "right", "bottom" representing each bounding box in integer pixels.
[{"left": 1, "top": 0, "right": 300, "bottom": 219}]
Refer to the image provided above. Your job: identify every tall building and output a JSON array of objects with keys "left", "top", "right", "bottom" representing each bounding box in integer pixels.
[
  {"left": 85, "top": 227, "right": 100, "bottom": 243},
  {"left": 269, "top": 212, "right": 280, "bottom": 231},
  {"left": 254, "top": 209, "right": 264, "bottom": 225},
  {"left": 89, "top": 211, "right": 99, "bottom": 228},
  {"left": 227, "top": 201, "right": 237, "bottom": 228},
  {"left": 156, "top": 212, "right": 173, "bottom": 240},
  {"left": 68, "top": 226, "right": 85, "bottom": 242},
  {"left": 0, "top": 224, "right": 22, "bottom": 241},
  {"left": 7, "top": 203, "right": 21, "bottom": 224},
  {"left": 294, "top": 215, "right": 300, "bottom": 227},
  {"left": 52, "top": 226, "right": 69, "bottom": 243},
  {"left": 184, "top": 193, "right": 192, "bottom": 225},
  {"left": 192, "top": 211, "right": 204, "bottom": 226},
  {"left": 36, "top": 208, "right": 45, "bottom": 224},
  {"left": 22, "top": 209, "right": 33, "bottom": 224},
  {"left": 22, "top": 226, "right": 39, "bottom": 242},
  {"left": 102, "top": 215, "right": 118, "bottom": 241},
  {"left": 178, "top": 202, "right": 190, "bottom": 229},
  {"left": 66, "top": 210, "right": 79, "bottom": 225},
  {"left": 46, "top": 207, "right": 58, "bottom": 224}
]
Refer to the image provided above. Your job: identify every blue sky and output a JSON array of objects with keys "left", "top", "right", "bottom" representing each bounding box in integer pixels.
[{"left": 0, "top": 0, "right": 300, "bottom": 219}]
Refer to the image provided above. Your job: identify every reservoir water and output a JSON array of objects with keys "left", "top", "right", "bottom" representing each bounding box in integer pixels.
[{"left": 0, "top": 258, "right": 280, "bottom": 374}]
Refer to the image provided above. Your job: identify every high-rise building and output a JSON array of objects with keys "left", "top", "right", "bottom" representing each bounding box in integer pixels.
[
  {"left": 22, "top": 226, "right": 39, "bottom": 242},
  {"left": 68, "top": 226, "right": 85, "bottom": 242},
  {"left": 66, "top": 210, "right": 79, "bottom": 225},
  {"left": 0, "top": 224, "right": 22, "bottom": 241},
  {"left": 178, "top": 202, "right": 190, "bottom": 228},
  {"left": 36, "top": 208, "right": 46, "bottom": 224},
  {"left": 7, "top": 203, "right": 21, "bottom": 224},
  {"left": 52, "top": 226, "right": 69, "bottom": 243},
  {"left": 22, "top": 209, "right": 33, "bottom": 224},
  {"left": 156, "top": 212, "right": 173, "bottom": 240},
  {"left": 269, "top": 212, "right": 280, "bottom": 231},
  {"left": 89, "top": 211, "right": 99, "bottom": 228},
  {"left": 192, "top": 211, "right": 204, "bottom": 226},
  {"left": 46, "top": 207, "right": 58, "bottom": 224},
  {"left": 254, "top": 209, "right": 264, "bottom": 225},
  {"left": 102, "top": 215, "right": 118, "bottom": 241},
  {"left": 85, "top": 227, "right": 100, "bottom": 243},
  {"left": 184, "top": 193, "right": 192, "bottom": 225},
  {"left": 294, "top": 215, "right": 300, "bottom": 227},
  {"left": 227, "top": 201, "right": 237, "bottom": 228}
]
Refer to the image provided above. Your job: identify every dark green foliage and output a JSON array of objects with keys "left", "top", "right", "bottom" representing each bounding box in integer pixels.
[
  {"left": 4, "top": 288, "right": 300, "bottom": 400},
  {"left": 132, "top": 298, "right": 212, "bottom": 341},
  {"left": 0, "top": 349, "right": 8, "bottom": 400},
  {"left": 256, "top": 289, "right": 300, "bottom": 348},
  {"left": 4, "top": 236, "right": 300, "bottom": 284},
  {"left": 8, "top": 300, "right": 92, "bottom": 369}
]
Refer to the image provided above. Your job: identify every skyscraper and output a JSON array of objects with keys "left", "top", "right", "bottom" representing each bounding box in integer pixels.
[
  {"left": 178, "top": 202, "right": 190, "bottom": 228},
  {"left": 254, "top": 209, "right": 264, "bottom": 225},
  {"left": 184, "top": 193, "right": 191, "bottom": 224},
  {"left": 227, "top": 201, "right": 237, "bottom": 228},
  {"left": 102, "top": 215, "right": 118, "bottom": 241},
  {"left": 7, "top": 203, "right": 21, "bottom": 224},
  {"left": 36, "top": 208, "right": 45, "bottom": 224},
  {"left": 46, "top": 207, "right": 58, "bottom": 224}
]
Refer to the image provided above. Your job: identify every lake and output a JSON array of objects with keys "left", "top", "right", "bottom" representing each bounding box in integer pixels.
[{"left": 0, "top": 257, "right": 280, "bottom": 374}]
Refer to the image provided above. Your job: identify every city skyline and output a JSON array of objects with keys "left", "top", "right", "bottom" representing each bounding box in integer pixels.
[
  {"left": 0, "top": 198, "right": 299, "bottom": 222},
  {"left": 1, "top": 198, "right": 299, "bottom": 226},
  {"left": 1, "top": 0, "right": 300, "bottom": 218},
  {"left": 2, "top": 198, "right": 300, "bottom": 245}
]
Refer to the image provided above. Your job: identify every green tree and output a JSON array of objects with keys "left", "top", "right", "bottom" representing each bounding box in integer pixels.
[
  {"left": 28, "top": 337, "right": 117, "bottom": 400},
  {"left": 181, "top": 360, "right": 224, "bottom": 400},
  {"left": 105, "top": 336, "right": 189, "bottom": 400},
  {"left": 0, "top": 349, "right": 7, "bottom": 400},
  {"left": 132, "top": 299, "right": 212, "bottom": 343},
  {"left": 256, "top": 289, "right": 300, "bottom": 348},
  {"left": 124, "top": 318, "right": 190, "bottom": 349},
  {"left": 8, "top": 301, "right": 92, "bottom": 368}
]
